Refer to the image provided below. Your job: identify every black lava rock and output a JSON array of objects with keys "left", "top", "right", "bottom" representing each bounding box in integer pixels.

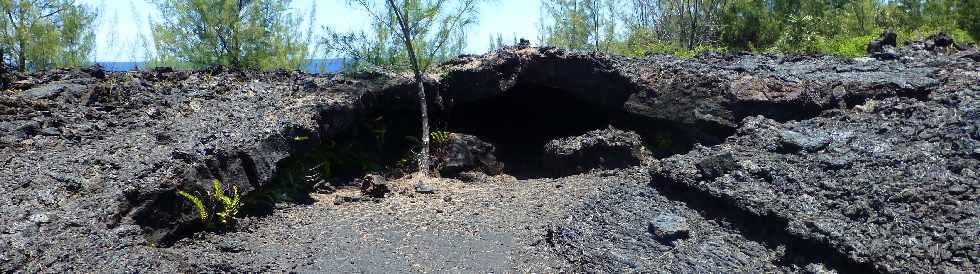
[
  {"left": 359, "top": 174, "right": 389, "bottom": 198},
  {"left": 648, "top": 213, "right": 690, "bottom": 244},
  {"left": 779, "top": 130, "right": 831, "bottom": 152},
  {"left": 414, "top": 182, "right": 435, "bottom": 194},
  {"left": 434, "top": 133, "right": 504, "bottom": 178},
  {"left": 543, "top": 127, "right": 652, "bottom": 177},
  {"left": 82, "top": 64, "right": 106, "bottom": 79},
  {"left": 933, "top": 32, "right": 954, "bottom": 48},
  {"left": 867, "top": 30, "right": 897, "bottom": 54},
  {"left": 870, "top": 48, "right": 899, "bottom": 60},
  {"left": 695, "top": 152, "right": 739, "bottom": 179}
]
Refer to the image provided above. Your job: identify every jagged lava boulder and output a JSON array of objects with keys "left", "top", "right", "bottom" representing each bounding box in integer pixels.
[
  {"left": 433, "top": 133, "right": 504, "bottom": 178},
  {"left": 543, "top": 127, "right": 652, "bottom": 177},
  {"left": 651, "top": 81, "right": 980, "bottom": 273}
]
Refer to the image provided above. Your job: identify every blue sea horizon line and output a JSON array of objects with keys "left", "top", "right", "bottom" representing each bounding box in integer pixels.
[{"left": 95, "top": 58, "right": 345, "bottom": 74}]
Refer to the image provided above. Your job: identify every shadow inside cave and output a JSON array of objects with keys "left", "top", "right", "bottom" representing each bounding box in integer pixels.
[
  {"left": 142, "top": 82, "right": 736, "bottom": 247},
  {"left": 439, "top": 82, "right": 729, "bottom": 178}
]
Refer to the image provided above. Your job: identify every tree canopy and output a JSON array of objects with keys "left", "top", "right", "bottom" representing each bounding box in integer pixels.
[
  {"left": 323, "top": 0, "right": 482, "bottom": 72},
  {"left": 538, "top": 0, "right": 620, "bottom": 53},
  {"left": 4, "top": 0, "right": 979, "bottom": 73},
  {"left": 147, "top": 0, "right": 312, "bottom": 70},
  {"left": 0, "top": 0, "right": 97, "bottom": 72},
  {"left": 328, "top": 0, "right": 485, "bottom": 175},
  {"left": 540, "top": 0, "right": 980, "bottom": 58}
]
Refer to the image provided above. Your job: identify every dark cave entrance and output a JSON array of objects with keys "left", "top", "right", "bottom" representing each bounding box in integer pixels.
[
  {"left": 240, "top": 109, "right": 422, "bottom": 217},
  {"left": 146, "top": 82, "right": 736, "bottom": 247},
  {"left": 242, "top": 82, "right": 727, "bottom": 218},
  {"left": 437, "top": 83, "right": 727, "bottom": 179},
  {"left": 440, "top": 83, "right": 614, "bottom": 178},
  {"left": 233, "top": 83, "right": 735, "bottom": 217}
]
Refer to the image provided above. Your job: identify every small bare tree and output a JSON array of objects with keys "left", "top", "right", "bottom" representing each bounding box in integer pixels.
[{"left": 346, "top": 0, "right": 482, "bottom": 176}]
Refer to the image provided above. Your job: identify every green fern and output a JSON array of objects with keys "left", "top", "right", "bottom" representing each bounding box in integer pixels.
[
  {"left": 176, "top": 179, "right": 242, "bottom": 227},
  {"left": 431, "top": 130, "right": 451, "bottom": 145},
  {"left": 177, "top": 190, "right": 208, "bottom": 222},
  {"left": 211, "top": 179, "right": 241, "bottom": 225}
]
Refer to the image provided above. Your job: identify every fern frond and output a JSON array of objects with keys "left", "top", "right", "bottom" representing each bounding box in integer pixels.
[
  {"left": 430, "top": 130, "right": 452, "bottom": 145},
  {"left": 180, "top": 179, "right": 243, "bottom": 227},
  {"left": 229, "top": 185, "right": 240, "bottom": 217},
  {"left": 210, "top": 179, "right": 242, "bottom": 225},
  {"left": 212, "top": 179, "right": 223, "bottom": 196},
  {"left": 177, "top": 191, "right": 208, "bottom": 222}
]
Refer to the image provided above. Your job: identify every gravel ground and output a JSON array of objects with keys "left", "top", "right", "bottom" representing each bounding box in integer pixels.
[{"left": 166, "top": 167, "right": 815, "bottom": 273}]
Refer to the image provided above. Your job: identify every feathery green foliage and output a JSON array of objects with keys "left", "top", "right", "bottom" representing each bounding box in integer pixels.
[
  {"left": 487, "top": 33, "right": 514, "bottom": 51},
  {"left": 177, "top": 190, "right": 208, "bottom": 222},
  {"left": 0, "top": 0, "right": 97, "bottom": 72},
  {"left": 211, "top": 180, "right": 240, "bottom": 225},
  {"left": 544, "top": 0, "right": 978, "bottom": 58},
  {"left": 147, "top": 0, "right": 312, "bottom": 70},
  {"left": 177, "top": 179, "right": 241, "bottom": 227},
  {"left": 323, "top": 0, "right": 483, "bottom": 72},
  {"left": 538, "top": 0, "right": 619, "bottom": 53},
  {"left": 430, "top": 130, "right": 450, "bottom": 145}
]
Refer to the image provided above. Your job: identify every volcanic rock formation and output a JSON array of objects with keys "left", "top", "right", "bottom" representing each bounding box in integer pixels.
[{"left": 0, "top": 44, "right": 976, "bottom": 273}]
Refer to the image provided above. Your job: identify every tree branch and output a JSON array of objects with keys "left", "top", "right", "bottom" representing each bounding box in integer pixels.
[
  {"left": 422, "top": 0, "right": 478, "bottom": 73},
  {"left": 39, "top": 7, "right": 65, "bottom": 18}
]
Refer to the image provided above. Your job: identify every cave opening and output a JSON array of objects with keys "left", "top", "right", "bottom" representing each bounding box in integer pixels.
[
  {"left": 241, "top": 82, "right": 736, "bottom": 215},
  {"left": 147, "top": 82, "right": 735, "bottom": 246},
  {"left": 240, "top": 109, "right": 421, "bottom": 217},
  {"left": 438, "top": 83, "right": 726, "bottom": 179},
  {"left": 440, "top": 83, "right": 612, "bottom": 178}
]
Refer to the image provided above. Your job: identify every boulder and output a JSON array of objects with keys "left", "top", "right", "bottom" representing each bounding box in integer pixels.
[
  {"left": 870, "top": 48, "right": 899, "bottom": 60},
  {"left": 414, "top": 182, "right": 436, "bottom": 194},
  {"left": 779, "top": 130, "right": 831, "bottom": 152},
  {"left": 433, "top": 133, "right": 504, "bottom": 178},
  {"left": 18, "top": 83, "right": 86, "bottom": 100},
  {"left": 543, "top": 127, "right": 652, "bottom": 177},
  {"left": 932, "top": 32, "right": 954, "bottom": 48},
  {"left": 956, "top": 49, "right": 980, "bottom": 62},
  {"left": 82, "top": 64, "right": 106, "bottom": 80},
  {"left": 954, "top": 42, "right": 973, "bottom": 51},
  {"left": 648, "top": 213, "right": 690, "bottom": 244},
  {"left": 695, "top": 152, "right": 738, "bottom": 179},
  {"left": 358, "top": 174, "right": 389, "bottom": 198},
  {"left": 866, "top": 30, "right": 897, "bottom": 55}
]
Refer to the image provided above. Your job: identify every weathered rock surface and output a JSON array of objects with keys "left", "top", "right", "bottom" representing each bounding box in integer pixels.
[
  {"left": 651, "top": 65, "right": 979, "bottom": 273},
  {"left": 867, "top": 30, "right": 898, "bottom": 55},
  {"left": 440, "top": 47, "right": 944, "bottom": 133},
  {"left": 358, "top": 174, "right": 389, "bottom": 198},
  {"left": 649, "top": 213, "right": 691, "bottom": 244},
  {"left": 0, "top": 45, "right": 977, "bottom": 273},
  {"left": 433, "top": 133, "right": 504, "bottom": 178},
  {"left": 543, "top": 127, "right": 651, "bottom": 177},
  {"left": 0, "top": 68, "right": 395, "bottom": 271}
]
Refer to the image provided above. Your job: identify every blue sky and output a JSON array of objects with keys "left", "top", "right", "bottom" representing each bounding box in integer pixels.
[{"left": 82, "top": 0, "right": 542, "bottom": 62}]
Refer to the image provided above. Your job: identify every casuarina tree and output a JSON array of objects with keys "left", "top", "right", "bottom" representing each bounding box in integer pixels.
[
  {"left": 336, "top": 0, "right": 482, "bottom": 176},
  {"left": 147, "top": 0, "right": 313, "bottom": 70},
  {"left": 0, "top": 0, "right": 97, "bottom": 72}
]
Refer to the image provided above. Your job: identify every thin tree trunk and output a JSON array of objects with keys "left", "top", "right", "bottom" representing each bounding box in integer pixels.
[
  {"left": 690, "top": 0, "right": 698, "bottom": 49},
  {"left": 16, "top": 7, "right": 26, "bottom": 72},
  {"left": 387, "top": 0, "right": 431, "bottom": 176},
  {"left": 593, "top": 0, "right": 600, "bottom": 52},
  {"left": 17, "top": 40, "right": 25, "bottom": 72},
  {"left": 1, "top": 47, "right": 7, "bottom": 89}
]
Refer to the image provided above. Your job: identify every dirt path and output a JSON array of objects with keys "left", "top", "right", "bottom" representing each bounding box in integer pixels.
[{"left": 164, "top": 167, "right": 807, "bottom": 273}]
